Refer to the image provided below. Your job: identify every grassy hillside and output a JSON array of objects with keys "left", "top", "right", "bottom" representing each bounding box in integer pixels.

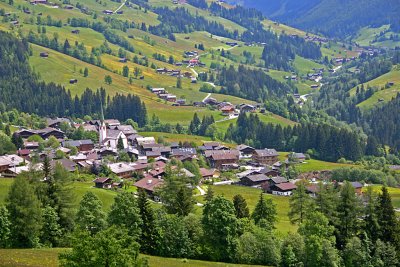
[
  {"left": 0, "top": 249, "right": 264, "bottom": 267},
  {"left": 355, "top": 25, "right": 400, "bottom": 48},
  {"left": 350, "top": 66, "right": 400, "bottom": 110}
]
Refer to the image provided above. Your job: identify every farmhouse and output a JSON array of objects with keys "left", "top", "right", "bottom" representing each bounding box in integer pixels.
[
  {"left": 134, "top": 177, "right": 164, "bottom": 201},
  {"left": 108, "top": 162, "right": 134, "bottom": 178},
  {"left": 40, "top": 52, "right": 49, "bottom": 57},
  {"left": 240, "top": 174, "right": 270, "bottom": 187},
  {"left": 103, "top": 10, "right": 114, "bottom": 15},
  {"left": 220, "top": 105, "right": 235, "bottom": 116},
  {"left": 93, "top": 177, "right": 113, "bottom": 189},
  {"left": 270, "top": 182, "right": 297, "bottom": 196},
  {"left": 236, "top": 144, "right": 255, "bottom": 158},
  {"left": 62, "top": 139, "right": 94, "bottom": 152},
  {"left": 252, "top": 149, "right": 279, "bottom": 165},
  {"left": 206, "top": 150, "right": 239, "bottom": 169}
]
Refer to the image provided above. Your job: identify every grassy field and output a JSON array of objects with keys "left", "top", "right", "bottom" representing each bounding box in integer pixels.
[
  {"left": 349, "top": 66, "right": 400, "bottom": 110},
  {"left": 197, "top": 185, "right": 297, "bottom": 234},
  {"left": 355, "top": 25, "right": 399, "bottom": 49},
  {"left": 0, "top": 249, "right": 264, "bottom": 267},
  {"left": 141, "top": 132, "right": 214, "bottom": 145},
  {"left": 293, "top": 56, "right": 325, "bottom": 75},
  {"left": 365, "top": 186, "right": 400, "bottom": 209}
]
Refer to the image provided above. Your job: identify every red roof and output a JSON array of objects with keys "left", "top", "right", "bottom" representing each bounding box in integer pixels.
[{"left": 17, "top": 149, "right": 31, "bottom": 156}]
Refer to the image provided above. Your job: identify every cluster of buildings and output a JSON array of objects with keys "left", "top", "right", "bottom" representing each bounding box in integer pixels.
[{"left": 150, "top": 88, "right": 181, "bottom": 104}]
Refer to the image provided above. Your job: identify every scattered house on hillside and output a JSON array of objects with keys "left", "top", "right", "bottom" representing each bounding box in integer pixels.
[
  {"left": 40, "top": 52, "right": 49, "bottom": 57},
  {"left": 46, "top": 118, "right": 71, "bottom": 128},
  {"left": 310, "top": 84, "right": 319, "bottom": 89},
  {"left": 69, "top": 79, "right": 78, "bottom": 84},
  {"left": 262, "top": 176, "right": 288, "bottom": 193},
  {"left": 108, "top": 162, "right": 134, "bottom": 178},
  {"left": 205, "top": 150, "right": 240, "bottom": 169},
  {"left": 71, "top": 29, "right": 80, "bottom": 34},
  {"left": 103, "top": 10, "right": 113, "bottom": 15},
  {"left": 93, "top": 177, "right": 113, "bottom": 189},
  {"left": 151, "top": 88, "right": 166, "bottom": 95},
  {"left": 240, "top": 104, "right": 256, "bottom": 113},
  {"left": 253, "top": 149, "right": 279, "bottom": 165},
  {"left": 240, "top": 174, "right": 270, "bottom": 187},
  {"left": 236, "top": 144, "right": 255, "bottom": 158},
  {"left": 51, "top": 158, "right": 77, "bottom": 172},
  {"left": 30, "top": 0, "right": 48, "bottom": 4},
  {"left": 134, "top": 177, "right": 164, "bottom": 201},
  {"left": 350, "top": 181, "right": 364, "bottom": 195},
  {"left": 199, "top": 168, "right": 219, "bottom": 180},
  {"left": 220, "top": 105, "right": 235, "bottom": 116},
  {"left": 288, "top": 152, "right": 306, "bottom": 163},
  {"left": 270, "top": 182, "right": 297, "bottom": 196}
]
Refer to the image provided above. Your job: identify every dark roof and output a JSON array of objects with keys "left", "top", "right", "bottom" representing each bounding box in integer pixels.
[
  {"left": 245, "top": 174, "right": 270, "bottom": 182},
  {"left": 350, "top": 181, "right": 363, "bottom": 189},
  {"left": 236, "top": 144, "right": 255, "bottom": 151},
  {"left": 62, "top": 139, "right": 93, "bottom": 147},
  {"left": 254, "top": 149, "right": 279, "bottom": 157},
  {"left": 51, "top": 159, "right": 76, "bottom": 172},
  {"left": 93, "top": 177, "right": 112, "bottom": 184},
  {"left": 172, "top": 148, "right": 196, "bottom": 157},
  {"left": 270, "top": 176, "right": 288, "bottom": 184},
  {"left": 275, "top": 182, "right": 297, "bottom": 191}
]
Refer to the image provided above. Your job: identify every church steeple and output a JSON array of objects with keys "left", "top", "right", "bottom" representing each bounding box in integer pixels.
[{"left": 99, "top": 101, "right": 107, "bottom": 145}]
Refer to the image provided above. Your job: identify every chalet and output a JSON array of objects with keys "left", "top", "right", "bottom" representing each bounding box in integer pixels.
[
  {"left": 134, "top": 177, "right": 164, "bottom": 201},
  {"left": 177, "top": 99, "right": 186, "bottom": 105},
  {"left": 93, "top": 177, "right": 113, "bottom": 189},
  {"left": 253, "top": 149, "right": 279, "bottom": 165},
  {"left": 203, "top": 97, "right": 219, "bottom": 106},
  {"left": 17, "top": 149, "right": 31, "bottom": 160},
  {"left": 103, "top": 10, "right": 114, "bottom": 15},
  {"left": 171, "top": 148, "right": 197, "bottom": 159},
  {"left": 226, "top": 42, "right": 238, "bottom": 47},
  {"left": 135, "top": 137, "right": 156, "bottom": 146},
  {"left": 193, "top": 102, "right": 206, "bottom": 107},
  {"left": 24, "top": 141, "right": 39, "bottom": 150},
  {"left": 64, "top": 5, "right": 74, "bottom": 9},
  {"left": 119, "top": 58, "right": 127, "bottom": 63},
  {"left": 151, "top": 88, "right": 166, "bottom": 94},
  {"left": 3, "top": 164, "right": 42, "bottom": 178},
  {"left": 146, "top": 150, "right": 162, "bottom": 159},
  {"left": 270, "top": 182, "right": 297, "bottom": 196},
  {"left": 15, "top": 128, "right": 65, "bottom": 140},
  {"left": 288, "top": 152, "right": 306, "bottom": 162},
  {"left": 262, "top": 176, "right": 288, "bottom": 193},
  {"left": 199, "top": 168, "right": 219, "bottom": 180},
  {"left": 71, "top": 29, "right": 80, "bottom": 34},
  {"left": 0, "top": 158, "right": 11, "bottom": 174},
  {"left": 51, "top": 159, "right": 77, "bottom": 172},
  {"left": 310, "top": 84, "right": 319, "bottom": 89},
  {"left": 69, "top": 79, "right": 78, "bottom": 84},
  {"left": 116, "top": 10, "right": 123, "bottom": 14},
  {"left": 206, "top": 150, "right": 239, "bottom": 169},
  {"left": 350, "top": 181, "right": 364, "bottom": 195},
  {"left": 237, "top": 144, "right": 255, "bottom": 158},
  {"left": 30, "top": 0, "right": 47, "bottom": 4},
  {"left": 220, "top": 105, "right": 235, "bottom": 116},
  {"left": 240, "top": 104, "right": 255, "bottom": 113},
  {"left": 40, "top": 52, "right": 49, "bottom": 58},
  {"left": 259, "top": 167, "right": 280, "bottom": 177},
  {"left": 240, "top": 174, "right": 270, "bottom": 187},
  {"left": 108, "top": 162, "right": 134, "bottom": 178},
  {"left": 62, "top": 139, "right": 94, "bottom": 152},
  {"left": 47, "top": 118, "right": 71, "bottom": 128},
  {"left": 166, "top": 95, "right": 177, "bottom": 102},
  {"left": 98, "top": 148, "right": 118, "bottom": 157}
]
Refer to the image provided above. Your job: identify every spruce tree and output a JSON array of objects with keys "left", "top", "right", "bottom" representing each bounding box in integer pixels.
[
  {"left": 76, "top": 192, "right": 106, "bottom": 235},
  {"left": 251, "top": 193, "right": 277, "bottom": 230},
  {"left": 204, "top": 186, "right": 214, "bottom": 202},
  {"left": 233, "top": 194, "right": 250, "bottom": 219},
  {"left": 137, "top": 189, "right": 159, "bottom": 254},
  {"left": 117, "top": 137, "right": 124, "bottom": 150},
  {"left": 0, "top": 206, "right": 10, "bottom": 248},
  {"left": 377, "top": 186, "right": 400, "bottom": 247},
  {"left": 288, "top": 181, "right": 314, "bottom": 225}
]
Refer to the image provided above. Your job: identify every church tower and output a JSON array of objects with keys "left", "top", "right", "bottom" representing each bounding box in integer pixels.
[{"left": 99, "top": 103, "right": 107, "bottom": 146}]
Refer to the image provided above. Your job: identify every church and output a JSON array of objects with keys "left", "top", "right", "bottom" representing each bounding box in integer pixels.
[{"left": 98, "top": 110, "right": 128, "bottom": 150}]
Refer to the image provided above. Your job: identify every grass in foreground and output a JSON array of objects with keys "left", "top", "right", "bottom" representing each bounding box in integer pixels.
[{"left": 0, "top": 249, "right": 264, "bottom": 267}]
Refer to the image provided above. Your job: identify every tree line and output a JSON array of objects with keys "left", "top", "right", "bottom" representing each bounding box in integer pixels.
[{"left": 225, "top": 113, "right": 367, "bottom": 162}]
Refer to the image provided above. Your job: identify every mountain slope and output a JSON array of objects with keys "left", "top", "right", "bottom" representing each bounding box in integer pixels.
[{"left": 232, "top": 0, "right": 400, "bottom": 37}]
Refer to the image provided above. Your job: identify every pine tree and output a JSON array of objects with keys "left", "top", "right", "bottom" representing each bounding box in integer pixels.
[
  {"left": 11, "top": 134, "right": 23, "bottom": 149},
  {"left": 6, "top": 175, "right": 43, "bottom": 248},
  {"left": 176, "top": 76, "right": 182, "bottom": 89},
  {"left": 288, "top": 181, "right": 314, "bottom": 225},
  {"left": 42, "top": 155, "right": 51, "bottom": 179},
  {"left": 233, "top": 194, "right": 250, "bottom": 219},
  {"left": 137, "top": 189, "right": 159, "bottom": 254},
  {"left": 363, "top": 186, "right": 380, "bottom": 242},
  {"left": 377, "top": 186, "right": 400, "bottom": 247},
  {"left": 122, "top": 66, "right": 129, "bottom": 77},
  {"left": 41, "top": 205, "right": 62, "bottom": 247},
  {"left": 83, "top": 67, "right": 88, "bottom": 77},
  {"left": 76, "top": 192, "right": 106, "bottom": 235},
  {"left": 0, "top": 206, "right": 10, "bottom": 248},
  {"left": 252, "top": 193, "right": 277, "bottom": 230},
  {"left": 4, "top": 124, "right": 11, "bottom": 136}
]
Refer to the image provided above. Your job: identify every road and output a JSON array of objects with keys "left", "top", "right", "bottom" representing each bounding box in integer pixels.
[
  {"left": 190, "top": 68, "right": 198, "bottom": 77},
  {"left": 196, "top": 186, "right": 206, "bottom": 196},
  {"left": 202, "top": 93, "right": 211, "bottom": 102},
  {"left": 114, "top": 0, "right": 126, "bottom": 13}
]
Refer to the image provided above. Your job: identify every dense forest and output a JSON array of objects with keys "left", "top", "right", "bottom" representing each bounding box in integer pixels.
[
  {"left": 232, "top": 0, "right": 400, "bottom": 37},
  {"left": 225, "top": 113, "right": 366, "bottom": 162},
  {"left": 0, "top": 32, "right": 147, "bottom": 126}
]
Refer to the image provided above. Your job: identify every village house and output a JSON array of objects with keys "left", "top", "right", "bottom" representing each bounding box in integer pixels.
[
  {"left": 240, "top": 174, "right": 270, "bottom": 187},
  {"left": 62, "top": 139, "right": 94, "bottom": 152},
  {"left": 108, "top": 162, "right": 134, "bottom": 178},
  {"left": 205, "top": 150, "right": 240, "bottom": 169},
  {"left": 199, "top": 168, "right": 219, "bottom": 180},
  {"left": 46, "top": 118, "right": 71, "bottom": 129},
  {"left": 288, "top": 152, "right": 306, "bottom": 163},
  {"left": 236, "top": 144, "right": 255, "bottom": 158},
  {"left": 239, "top": 104, "right": 256, "bottom": 113},
  {"left": 270, "top": 182, "right": 297, "bottom": 196},
  {"left": 262, "top": 176, "right": 288, "bottom": 193},
  {"left": 51, "top": 158, "right": 77, "bottom": 172},
  {"left": 134, "top": 177, "right": 164, "bottom": 201},
  {"left": 350, "top": 181, "right": 364, "bottom": 195},
  {"left": 93, "top": 177, "right": 113, "bottom": 189},
  {"left": 151, "top": 88, "right": 166, "bottom": 95},
  {"left": 220, "top": 105, "right": 236, "bottom": 116},
  {"left": 252, "top": 149, "right": 279, "bottom": 165}
]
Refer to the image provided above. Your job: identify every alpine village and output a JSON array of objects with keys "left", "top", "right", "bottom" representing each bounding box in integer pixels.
[{"left": 0, "top": 0, "right": 400, "bottom": 266}]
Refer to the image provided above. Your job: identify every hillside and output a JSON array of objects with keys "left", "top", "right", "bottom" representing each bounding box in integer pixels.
[{"left": 231, "top": 0, "right": 400, "bottom": 38}]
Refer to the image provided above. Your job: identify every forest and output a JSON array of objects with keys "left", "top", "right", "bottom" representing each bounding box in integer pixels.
[{"left": 0, "top": 32, "right": 147, "bottom": 127}]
